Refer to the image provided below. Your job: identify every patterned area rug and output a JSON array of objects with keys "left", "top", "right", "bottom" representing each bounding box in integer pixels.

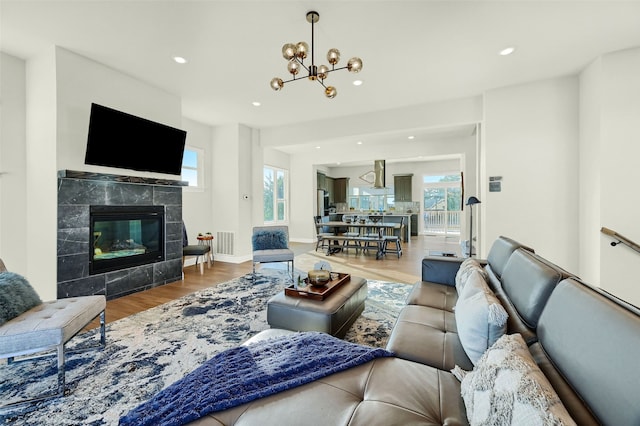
[{"left": 0, "top": 269, "right": 412, "bottom": 425}]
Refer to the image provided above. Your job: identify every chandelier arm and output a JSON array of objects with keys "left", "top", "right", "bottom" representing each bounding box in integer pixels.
[
  {"left": 295, "top": 57, "right": 311, "bottom": 74},
  {"left": 325, "top": 66, "right": 349, "bottom": 74},
  {"left": 280, "top": 77, "right": 302, "bottom": 84}
]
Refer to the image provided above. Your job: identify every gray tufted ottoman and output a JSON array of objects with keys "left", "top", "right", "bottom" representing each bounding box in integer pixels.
[{"left": 266, "top": 276, "right": 367, "bottom": 338}]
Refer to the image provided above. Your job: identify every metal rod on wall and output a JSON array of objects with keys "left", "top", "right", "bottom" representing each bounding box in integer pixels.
[{"left": 601, "top": 227, "right": 640, "bottom": 254}]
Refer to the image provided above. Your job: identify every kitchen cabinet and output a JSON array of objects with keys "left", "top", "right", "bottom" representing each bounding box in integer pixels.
[
  {"left": 326, "top": 177, "right": 335, "bottom": 204},
  {"left": 317, "top": 172, "right": 327, "bottom": 191},
  {"left": 394, "top": 175, "right": 413, "bottom": 202},
  {"left": 333, "top": 178, "right": 349, "bottom": 203}
]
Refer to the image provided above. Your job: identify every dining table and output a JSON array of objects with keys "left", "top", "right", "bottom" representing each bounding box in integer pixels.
[{"left": 316, "top": 220, "right": 400, "bottom": 259}]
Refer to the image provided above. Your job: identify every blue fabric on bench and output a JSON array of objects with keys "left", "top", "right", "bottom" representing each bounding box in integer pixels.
[
  {"left": 0, "top": 271, "right": 42, "bottom": 326},
  {"left": 119, "top": 331, "right": 394, "bottom": 426}
]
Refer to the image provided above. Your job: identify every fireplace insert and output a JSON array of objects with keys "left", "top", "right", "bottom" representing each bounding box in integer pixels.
[{"left": 89, "top": 205, "right": 165, "bottom": 275}]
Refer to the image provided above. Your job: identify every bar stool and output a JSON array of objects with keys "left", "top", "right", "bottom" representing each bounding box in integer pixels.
[{"left": 382, "top": 235, "right": 403, "bottom": 258}]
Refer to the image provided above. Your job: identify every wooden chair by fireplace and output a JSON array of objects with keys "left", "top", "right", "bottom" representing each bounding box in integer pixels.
[{"left": 182, "top": 222, "right": 212, "bottom": 274}]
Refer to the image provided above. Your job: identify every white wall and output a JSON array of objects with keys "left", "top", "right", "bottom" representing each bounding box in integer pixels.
[
  {"left": 482, "top": 77, "right": 580, "bottom": 270},
  {"left": 582, "top": 48, "right": 640, "bottom": 306},
  {"left": 25, "top": 47, "right": 58, "bottom": 300},
  {"left": 260, "top": 97, "right": 482, "bottom": 148},
  {"left": 210, "top": 123, "right": 255, "bottom": 263},
  {"left": 181, "top": 117, "right": 213, "bottom": 248},
  {"left": 0, "top": 53, "right": 28, "bottom": 276},
  {"left": 289, "top": 159, "right": 316, "bottom": 242},
  {"left": 579, "top": 57, "right": 603, "bottom": 286},
  {"left": 55, "top": 47, "right": 183, "bottom": 176}
]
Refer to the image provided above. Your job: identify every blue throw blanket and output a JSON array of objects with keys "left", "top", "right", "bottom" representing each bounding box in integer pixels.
[{"left": 119, "top": 331, "right": 394, "bottom": 426}]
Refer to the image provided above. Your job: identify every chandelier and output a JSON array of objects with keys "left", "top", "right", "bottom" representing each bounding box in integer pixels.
[{"left": 270, "top": 11, "right": 363, "bottom": 99}]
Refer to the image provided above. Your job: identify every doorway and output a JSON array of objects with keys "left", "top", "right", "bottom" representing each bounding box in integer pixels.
[{"left": 422, "top": 174, "right": 462, "bottom": 238}]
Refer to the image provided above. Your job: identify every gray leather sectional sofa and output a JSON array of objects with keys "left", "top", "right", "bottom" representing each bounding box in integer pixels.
[{"left": 191, "top": 236, "right": 640, "bottom": 425}]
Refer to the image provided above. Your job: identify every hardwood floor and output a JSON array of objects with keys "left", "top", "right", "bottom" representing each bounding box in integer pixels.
[{"left": 94, "top": 234, "right": 461, "bottom": 327}]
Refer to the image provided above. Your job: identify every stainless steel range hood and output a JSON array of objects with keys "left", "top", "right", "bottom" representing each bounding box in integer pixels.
[{"left": 373, "top": 160, "right": 386, "bottom": 188}]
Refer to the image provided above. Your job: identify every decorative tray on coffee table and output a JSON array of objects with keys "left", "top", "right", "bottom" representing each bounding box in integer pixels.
[{"left": 284, "top": 273, "right": 351, "bottom": 301}]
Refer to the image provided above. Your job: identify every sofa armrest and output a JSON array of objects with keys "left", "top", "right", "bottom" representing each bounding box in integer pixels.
[{"left": 421, "top": 256, "right": 464, "bottom": 286}]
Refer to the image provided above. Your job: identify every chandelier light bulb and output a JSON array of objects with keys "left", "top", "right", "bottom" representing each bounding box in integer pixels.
[
  {"left": 270, "top": 77, "right": 284, "bottom": 91},
  {"left": 282, "top": 43, "right": 297, "bottom": 60},
  {"left": 317, "top": 64, "right": 329, "bottom": 80},
  {"left": 325, "top": 86, "right": 337, "bottom": 99},
  {"left": 296, "top": 41, "right": 309, "bottom": 59},
  {"left": 347, "top": 57, "right": 363, "bottom": 73},
  {"left": 287, "top": 59, "right": 300, "bottom": 76},
  {"left": 327, "top": 48, "right": 340, "bottom": 65}
]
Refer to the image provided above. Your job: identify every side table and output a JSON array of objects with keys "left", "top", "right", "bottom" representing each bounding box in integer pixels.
[
  {"left": 197, "top": 234, "right": 214, "bottom": 250},
  {"left": 197, "top": 234, "right": 214, "bottom": 265}
]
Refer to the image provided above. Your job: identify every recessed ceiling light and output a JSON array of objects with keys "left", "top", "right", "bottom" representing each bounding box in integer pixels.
[
  {"left": 499, "top": 46, "right": 516, "bottom": 56},
  {"left": 252, "top": 101, "right": 261, "bottom": 107},
  {"left": 408, "top": 135, "right": 415, "bottom": 140},
  {"left": 173, "top": 56, "right": 188, "bottom": 64},
  {"left": 315, "top": 146, "right": 321, "bottom": 149},
  {"left": 353, "top": 80, "right": 363, "bottom": 86},
  {"left": 356, "top": 141, "right": 363, "bottom": 145}
]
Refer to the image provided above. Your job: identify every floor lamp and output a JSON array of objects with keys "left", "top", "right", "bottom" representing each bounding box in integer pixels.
[{"left": 466, "top": 196, "right": 481, "bottom": 257}]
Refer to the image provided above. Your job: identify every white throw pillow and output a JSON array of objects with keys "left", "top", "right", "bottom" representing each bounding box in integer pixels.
[
  {"left": 455, "top": 274, "right": 508, "bottom": 365},
  {"left": 455, "top": 258, "right": 488, "bottom": 295},
  {"left": 460, "top": 333, "right": 576, "bottom": 426},
  {"left": 457, "top": 269, "right": 489, "bottom": 301}
]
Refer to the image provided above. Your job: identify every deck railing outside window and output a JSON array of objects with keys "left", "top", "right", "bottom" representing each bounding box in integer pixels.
[{"left": 423, "top": 211, "right": 461, "bottom": 235}]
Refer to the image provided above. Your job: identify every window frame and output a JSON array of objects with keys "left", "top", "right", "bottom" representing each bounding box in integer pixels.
[{"left": 263, "top": 165, "right": 289, "bottom": 225}]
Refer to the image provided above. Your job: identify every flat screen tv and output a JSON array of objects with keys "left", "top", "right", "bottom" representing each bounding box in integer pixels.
[{"left": 85, "top": 103, "right": 187, "bottom": 175}]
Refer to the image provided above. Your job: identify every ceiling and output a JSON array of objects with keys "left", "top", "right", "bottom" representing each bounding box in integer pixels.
[{"left": 2, "top": 1, "right": 640, "bottom": 155}]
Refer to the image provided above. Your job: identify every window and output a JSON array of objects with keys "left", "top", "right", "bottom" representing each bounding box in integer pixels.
[
  {"left": 348, "top": 186, "right": 390, "bottom": 212},
  {"left": 263, "top": 166, "right": 288, "bottom": 224},
  {"left": 423, "top": 174, "right": 462, "bottom": 236},
  {"left": 181, "top": 146, "right": 203, "bottom": 189}
]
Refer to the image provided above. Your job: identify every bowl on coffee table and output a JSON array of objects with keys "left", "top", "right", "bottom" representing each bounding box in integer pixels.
[{"left": 308, "top": 270, "right": 331, "bottom": 287}]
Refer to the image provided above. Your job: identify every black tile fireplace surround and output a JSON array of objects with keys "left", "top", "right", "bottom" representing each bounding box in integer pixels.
[{"left": 57, "top": 170, "right": 187, "bottom": 300}]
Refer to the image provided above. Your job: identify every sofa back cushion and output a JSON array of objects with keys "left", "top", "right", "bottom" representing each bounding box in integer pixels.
[
  {"left": 495, "top": 249, "right": 572, "bottom": 344},
  {"left": 0, "top": 271, "right": 43, "bottom": 326},
  {"left": 533, "top": 278, "right": 640, "bottom": 426},
  {"left": 485, "top": 236, "right": 534, "bottom": 281}
]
